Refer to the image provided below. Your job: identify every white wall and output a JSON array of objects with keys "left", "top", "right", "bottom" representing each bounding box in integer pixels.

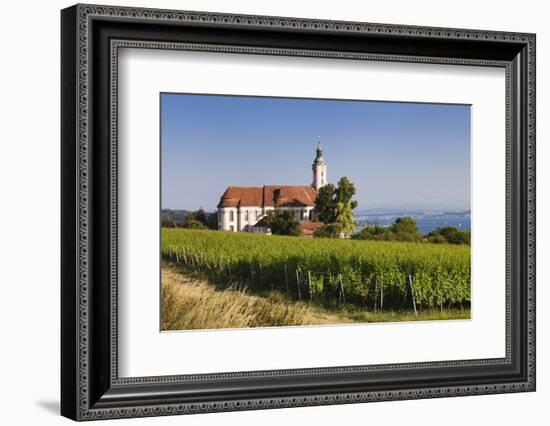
[{"left": 0, "top": 0, "right": 547, "bottom": 425}]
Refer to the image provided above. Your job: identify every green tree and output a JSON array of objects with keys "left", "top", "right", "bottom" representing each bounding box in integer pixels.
[
  {"left": 427, "top": 227, "right": 470, "bottom": 245},
  {"left": 352, "top": 217, "right": 423, "bottom": 242},
  {"left": 391, "top": 217, "right": 419, "bottom": 234},
  {"left": 314, "top": 177, "right": 358, "bottom": 237},
  {"left": 352, "top": 224, "right": 390, "bottom": 240},
  {"left": 161, "top": 217, "right": 176, "bottom": 228},
  {"left": 266, "top": 209, "right": 302, "bottom": 236},
  {"left": 313, "top": 223, "right": 342, "bottom": 238},
  {"left": 314, "top": 184, "right": 336, "bottom": 224},
  {"left": 180, "top": 208, "right": 218, "bottom": 230},
  {"left": 180, "top": 216, "right": 209, "bottom": 229}
]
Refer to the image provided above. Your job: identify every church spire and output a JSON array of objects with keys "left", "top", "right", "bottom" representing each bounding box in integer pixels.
[
  {"left": 312, "top": 137, "right": 327, "bottom": 190},
  {"left": 314, "top": 137, "right": 324, "bottom": 162}
]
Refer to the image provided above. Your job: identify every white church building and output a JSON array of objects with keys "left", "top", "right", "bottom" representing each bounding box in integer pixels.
[{"left": 217, "top": 142, "right": 327, "bottom": 235}]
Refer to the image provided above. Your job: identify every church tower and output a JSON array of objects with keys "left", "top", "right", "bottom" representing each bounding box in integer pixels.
[{"left": 312, "top": 139, "right": 327, "bottom": 190}]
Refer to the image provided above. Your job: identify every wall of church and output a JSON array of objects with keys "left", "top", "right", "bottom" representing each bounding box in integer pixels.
[
  {"left": 218, "top": 207, "right": 238, "bottom": 232},
  {"left": 218, "top": 206, "right": 316, "bottom": 232}
]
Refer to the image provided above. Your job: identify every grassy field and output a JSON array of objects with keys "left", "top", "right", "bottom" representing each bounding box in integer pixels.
[
  {"left": 161, "top": 266, "right": 354, "bottom": 330},
  {"left": 162, "top": 228, "right": 471, "bottom": 312},
  {"left": 161, "top": 266, "right": 470, "bottom": 331}
]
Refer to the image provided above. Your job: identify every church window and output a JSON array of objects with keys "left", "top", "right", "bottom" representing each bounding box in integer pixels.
[
  {"left": 230, "top": 211, "right": 234, "bottom": 222},
  {"left": 245, "top": 211, "right": 249, "bottom": 222}
]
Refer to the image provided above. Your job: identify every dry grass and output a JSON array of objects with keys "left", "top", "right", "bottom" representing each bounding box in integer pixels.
[{"left": 161, "top": 267, "right": 352, "bottom": 331}]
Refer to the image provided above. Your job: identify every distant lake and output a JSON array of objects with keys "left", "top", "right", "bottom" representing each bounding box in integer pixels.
[{"left": 356, "top": 212, "right": 471, "bottom": 235}]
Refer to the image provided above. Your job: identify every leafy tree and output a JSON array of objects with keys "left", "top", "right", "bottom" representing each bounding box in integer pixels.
[
  {"left": 315, "top": 184, "right": 336, "bottom": 224},
  {"left": 351, "top": 224, "right": 390, "bottom": 240},
  {"left": 266, "top": 209, "right": 302, "bottom": 236},
  {"left": 180, "top": 216, "right": 209, "bottom": 229},
  {"left": 353, "top": 217, "right": 423, "bottom": 242},
  {"left": 180, "top": 208, "right": 218, "bottom": 230},
  {"left": 426, "top": 233, "right": 447, "bottom": 244},
  {"left": 313, "top": 223, "right": 342, "bottom": 238},
  {"left": 314, "top": 177, "right": 358, "bottom": 237},
  {"left": 194, "top": 208, "right": 208, "bottom": 224},
  {"left": 427, "top": 227, "right": 470, "bottom": 245},
  {"left": 161, "top": 217, "right": 176, "bottom": 228},
  {"left": 335, "top": 177, "right": 358, "bottom": 210},
  {"left": 391, "top": 217, "right": 419, "bottom": 234}
]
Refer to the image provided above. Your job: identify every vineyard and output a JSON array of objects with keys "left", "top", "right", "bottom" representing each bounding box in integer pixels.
[{"left": 162, "top": 229, "right": 471, "bottom": 313}]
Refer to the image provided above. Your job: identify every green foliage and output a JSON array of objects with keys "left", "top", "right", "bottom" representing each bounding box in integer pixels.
[
  {"left": 314, "top": 177, "right": 358, "bottom": 236},
  {"left": 391, "top": 216, "right": 419, "bottom": 234},
  {"left": 266, "top": 209, "right": 302, "bottom": 236},
  {"left": 428, "top": 227, "right": 471, "bottom": 245},
  {"left": 352, "top": 224, "right": 390, "bottom": 240},
  {"left": 178, "top": 208, "right": 217, "bottom": 230},
  {"left": 353, "top": 217, "right": 423, "bottom": 242},
  {"left": 315, "top": 184, "right": 336, "bottom": 223},
  {"left": 162, "top": 228, "right": 471, "bottom": 310},
  {"left": 180, "top": 218, "right": 209, "bottom": 229},
  {"left": 161, "top": 217, "right": 176, "bottom": 228},
  {"left": 314, "top": 223, "right": 342, "bottom": 238}
]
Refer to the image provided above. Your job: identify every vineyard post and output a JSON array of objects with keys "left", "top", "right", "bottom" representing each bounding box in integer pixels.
[
  {"left": 374, "top": 281, "right": 378, "bottom": 312},
  {"left": 307, "top": 271, "right": 312, "bottom": 300},
  {"left": 408, "top": 274, "right": 418, "bottom": 316},
  {"left": 175, "top": 249, "right": 179, "bottom": 264},
  {"left": 183, "top": 249, "right": 187, "bottom": 265},
  {"left": 259, "top": 262, "right": 263, "bottom": 289},
  {"left": 380, "top": 283, "right": 384, "bottom": 310},
  {"left": 338, "top": 274, "right": 346, "bottom": 304},
  {"left": 168, "top": 246, "right": 172, "bottom": 260},
  {"left": 250, "top": 264, "right": 255, "bottom": 287},
  {"left": 228, "top": 264, "right": 233, "bottom": 283},
  {"left": 295, "top": 270, "right": 301, "bottom": 300},
  {"left": 284, "top": 264, "right": 289, "bottom": 294}
]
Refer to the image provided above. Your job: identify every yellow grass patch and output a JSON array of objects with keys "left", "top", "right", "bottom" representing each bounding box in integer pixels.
[{"left": 161, "top": 267, "right": 352, "bottom": 331}]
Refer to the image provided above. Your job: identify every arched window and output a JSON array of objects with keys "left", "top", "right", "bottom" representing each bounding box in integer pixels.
[
  {"left": 245, "top": 211, "right": 249, "bottom": 222},
  {"left": 229, "top": 210, "right": 234, "bottom": 222}
]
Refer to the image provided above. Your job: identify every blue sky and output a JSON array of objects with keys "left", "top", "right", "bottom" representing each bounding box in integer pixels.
[{"left": 161, "top": 93, "right": 470, "bottom": 212}]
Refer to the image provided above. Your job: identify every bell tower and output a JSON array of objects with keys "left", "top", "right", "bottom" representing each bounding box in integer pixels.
[{"left": 312, "top": 138, "right": 327, "bottom": 190}]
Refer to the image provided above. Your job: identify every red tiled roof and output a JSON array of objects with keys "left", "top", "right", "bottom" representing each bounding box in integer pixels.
[
  {"left": 299, "top": 221, "right": 324, "bottom": 237},
  {"left": 298, "top": 221, "right": 324, "bottom": 231},
  {"left": 217, "top": 185, "right": 317, "bottom": 208},
  {"left": 217, "top": 187, "right": 263, "bottom": 208}
]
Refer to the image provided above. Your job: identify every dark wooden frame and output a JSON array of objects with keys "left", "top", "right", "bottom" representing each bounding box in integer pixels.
[{"left": 61, "top": 4, "right": 536, "bottom": 421}]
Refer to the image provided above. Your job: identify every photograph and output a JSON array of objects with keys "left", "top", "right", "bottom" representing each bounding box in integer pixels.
[{"left": 160, "top": 93, "right": 472, "bottom": 331}]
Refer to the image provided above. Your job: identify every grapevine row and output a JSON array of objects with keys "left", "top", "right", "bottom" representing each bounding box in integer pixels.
[{"left": 162, "top": 229, "right": 470, "bottom": 310}]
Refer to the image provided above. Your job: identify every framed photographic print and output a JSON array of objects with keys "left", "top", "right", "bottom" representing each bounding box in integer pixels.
[{"left": 61, "top": 4, "right": 536, "bottom": 421}]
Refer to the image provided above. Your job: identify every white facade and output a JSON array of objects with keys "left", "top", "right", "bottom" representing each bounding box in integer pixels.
[{"left": 218, "top": 206, "right": 315, "bottom": 232}]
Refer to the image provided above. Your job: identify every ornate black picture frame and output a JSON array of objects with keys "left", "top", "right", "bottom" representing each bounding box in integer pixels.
[{"left": 61, "top": 4, "right": 536, "bottom": 421}]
